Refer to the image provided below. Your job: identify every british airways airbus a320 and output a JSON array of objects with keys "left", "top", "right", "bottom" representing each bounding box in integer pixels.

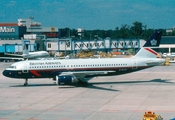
[{"left": 3, "top": 30, "right": 165, "bottom": 86}]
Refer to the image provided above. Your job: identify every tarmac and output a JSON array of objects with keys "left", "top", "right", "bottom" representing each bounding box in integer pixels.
[{"left": 0, "top": 62, "right": 175, "bottom": 120}]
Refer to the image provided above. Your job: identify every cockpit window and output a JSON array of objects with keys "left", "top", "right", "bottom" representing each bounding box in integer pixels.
[{"left": 9, "top": 66, "right": 16, "bottom": 69}]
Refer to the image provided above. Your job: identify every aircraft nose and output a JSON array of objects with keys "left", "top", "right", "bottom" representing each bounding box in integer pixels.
[{"left": 2, "top": 70, "right": 11, "bottom": 77}]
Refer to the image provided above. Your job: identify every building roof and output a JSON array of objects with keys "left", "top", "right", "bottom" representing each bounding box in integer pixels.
[
  {"left": 161, "top": 36, "right": 175, "bottom": 44},
  {"left": 0, "top": 23, "right": 18, "bottom": 26},
  {"left": 0, "top": 40, "right": 35, "bottom": 45}
]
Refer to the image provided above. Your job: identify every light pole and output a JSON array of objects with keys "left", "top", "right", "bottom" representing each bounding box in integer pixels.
[
  {"left": 29, "top": 16, "right": 34, "bottom": 37},
  {"left": 30, "top": 16, "right": 34, "bottom": 40}
]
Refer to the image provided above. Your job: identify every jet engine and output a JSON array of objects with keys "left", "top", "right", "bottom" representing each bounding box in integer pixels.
[{"left": 56, "top": 76, "right": 78, "bottom": 85}]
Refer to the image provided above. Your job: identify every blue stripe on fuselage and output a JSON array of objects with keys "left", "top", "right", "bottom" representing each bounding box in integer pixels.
[{"left": 3, "top": 70, "right": 60, "bottom": 79}]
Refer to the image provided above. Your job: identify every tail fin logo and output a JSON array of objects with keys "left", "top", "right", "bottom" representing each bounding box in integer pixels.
[
  {"left": 150, "top": 39, "right": 157, "bottom": 45},
  {"left": 143, "top": 30, "right": 162, "bottom": 47}
]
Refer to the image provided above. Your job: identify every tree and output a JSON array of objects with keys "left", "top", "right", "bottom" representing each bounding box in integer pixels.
[
  {"left": 59, "top": 21, "right": 169, "bottom": 39},
  {"left": 59, "top": 27, "right": 70, "bottom": 38},
  {"left": 119, "top": 24, "right": 131, "bottom": 38},
  {"left": 131, "top": 21, "right": 143, "bottom": 37}
]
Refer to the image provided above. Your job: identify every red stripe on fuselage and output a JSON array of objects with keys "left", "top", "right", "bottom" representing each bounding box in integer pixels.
[
  {"left": 30, "top": 70, "right": 41, "bottom": 77},
  {"left": 145, "top": 48, "right": 157, "bottom": 56}
]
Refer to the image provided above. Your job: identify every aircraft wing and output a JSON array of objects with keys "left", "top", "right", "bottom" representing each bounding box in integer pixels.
[
  {"left": 59, "top": 71, "right": 115, "bottom": 80},
  {"left": 0, "top": 57, "right": 24, "bottom": 61},
  {"left": 4, "top": 53, "right": 24, "bottom": 57}
]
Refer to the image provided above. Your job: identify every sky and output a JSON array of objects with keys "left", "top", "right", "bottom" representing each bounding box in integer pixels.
[{"left": 0, "top": 0, "right": 175, "bottom": 30}]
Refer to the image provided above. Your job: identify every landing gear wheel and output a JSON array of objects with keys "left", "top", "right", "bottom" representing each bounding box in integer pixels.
[
  {"left": 78, "top": 81, "right": 88, "bottom": 87},
  {"left": 24, "top": 83, "right": 28, "bottom": 86},
  {"left": 82, "top": 82, "right": 88, "bottom": 86},
  {"left": 24, "top": 78, "right": 28, "bottom": 86}
]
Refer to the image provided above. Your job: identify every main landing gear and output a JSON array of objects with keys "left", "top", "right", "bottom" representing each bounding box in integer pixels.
[
  {"left": 78, "top": 81, "right": 88, "bottom": 87},
  {"left": 24, "top": 78, "right": 28, "bottom": 86}
]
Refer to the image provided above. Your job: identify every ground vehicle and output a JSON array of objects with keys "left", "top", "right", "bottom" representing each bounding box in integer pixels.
[{"left": 142, "top": 111, "right": 163, "bottom": 120}]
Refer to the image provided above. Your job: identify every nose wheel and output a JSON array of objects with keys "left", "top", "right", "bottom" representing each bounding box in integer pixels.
[{"left": 24, "top": 78, "right": 28, "bottom": 86}]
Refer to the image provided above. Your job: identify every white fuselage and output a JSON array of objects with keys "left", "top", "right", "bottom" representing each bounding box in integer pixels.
[
  {"left": 3, "top": 57, "right": 164, "bottom": 79},
  {"left": 23, "top": 51, "right": 49, "bottom": 59}
]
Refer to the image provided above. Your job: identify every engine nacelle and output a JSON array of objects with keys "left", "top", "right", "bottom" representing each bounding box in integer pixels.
[{"left": 56, "top": 76, "right": 78, "bottom": 85}]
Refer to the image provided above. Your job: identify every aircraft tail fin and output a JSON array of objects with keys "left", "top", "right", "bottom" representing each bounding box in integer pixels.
[
  {"left": 22, "top": 40, "right": 29, "bottom": 55},
  {"left": 23, "top": 44, "right": 29, "bottom": 55},
  {"left": 134, "top": 47, "right": 159, "bottom": 58},
  {"left": 143, "top": 30, "right": 162, "bottom": 47},
  {"left": 134, "top": 30, "right": 162, "bottom": 58}
]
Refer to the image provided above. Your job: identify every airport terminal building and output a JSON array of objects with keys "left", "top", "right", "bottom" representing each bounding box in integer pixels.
[
  {"left": 0, "top": 18, "right": 143, "bottom": 57},
  {"left": 0, "top": 18, "right": 59, "bottom": 55},
  {"left": 0, "top": 23, "right": 26, "bottom": 40},
  {"left": 1, "top": 18, "right": 175, "bottom": 57}
]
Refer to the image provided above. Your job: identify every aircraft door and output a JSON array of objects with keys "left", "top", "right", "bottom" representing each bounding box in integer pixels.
[
  {"left": 22, "top": 64, "right": 29, "bottom": 73},
  {"left": 132, "top": 59, "right": 137, "bottom": 69}
]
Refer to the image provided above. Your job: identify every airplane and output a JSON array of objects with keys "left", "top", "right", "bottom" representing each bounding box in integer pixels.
[
  {"left": 162, "top": 52, "right": 175, "bottom": 58},
  {"left": 0, "top": 43, "right": 49, "bottom": 61},
  {"left": 2, "top": 30, "right": 165, "bottom": 86}
]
